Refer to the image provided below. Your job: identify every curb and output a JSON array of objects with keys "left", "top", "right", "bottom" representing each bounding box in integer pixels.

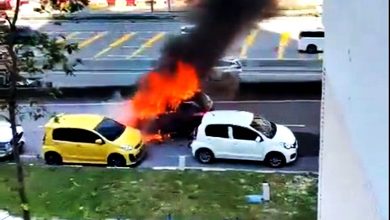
[{"left": 5, "top": 160, "right": 319, "bottom": 175}]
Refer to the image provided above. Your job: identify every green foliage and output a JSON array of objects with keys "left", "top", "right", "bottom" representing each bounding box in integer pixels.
[
  {"left": 0, "top": 165, "right": 318, "bottom": 220},
  {"left": 0, "top": 27, "right": 80, "bottom": 76}
]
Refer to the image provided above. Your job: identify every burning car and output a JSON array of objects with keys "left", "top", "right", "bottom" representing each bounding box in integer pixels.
[{"left": 136, "top": 92, "right": 214, "bottom": 139}]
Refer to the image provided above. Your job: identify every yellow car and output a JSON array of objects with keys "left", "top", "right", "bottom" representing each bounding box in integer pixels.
[{"left": 42, "top": 114, "right": 146, "bottom": 167}]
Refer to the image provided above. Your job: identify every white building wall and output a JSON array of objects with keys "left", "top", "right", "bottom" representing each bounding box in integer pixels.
[{"left": 319, "top": 0, "right": 388, "bottom": 219}]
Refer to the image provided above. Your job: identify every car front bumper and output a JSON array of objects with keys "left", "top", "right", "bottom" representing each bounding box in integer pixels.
[
  {"left": 0, "top": 148, "right": 13, "bottom": 158},
  {"left": 126, "top": 147, "right": 147, "bottom": 165}
]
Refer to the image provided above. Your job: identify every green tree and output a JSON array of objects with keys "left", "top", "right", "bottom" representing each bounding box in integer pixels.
[{"left": 1, "top": 2, "right": 83, "bottom": 219}]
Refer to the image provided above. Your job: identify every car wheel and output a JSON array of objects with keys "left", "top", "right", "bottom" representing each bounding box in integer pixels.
[
  {"left": 44, "top": 152, "right": 62, "bottom": 165},
  {"left": 306, "top": 44, "right": 317, "bottom": 54},
  {"left": 196, "top": 148, "right": 214, "bottom": 164},
  {"left": 107, "top": 154, "right": 126, "bottom": 167},
  {"left": 265, "top": 152, "right": 286, "bottom": 168}
]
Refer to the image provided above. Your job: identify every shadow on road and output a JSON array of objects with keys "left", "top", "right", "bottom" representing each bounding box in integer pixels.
[{"left": 294, "top": 132, "right": 319, "bottom": 156}]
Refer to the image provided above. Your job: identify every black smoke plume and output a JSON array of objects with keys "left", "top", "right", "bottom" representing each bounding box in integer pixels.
[{"left": 158, "top": 0, "right": 279, "bottom": 77}]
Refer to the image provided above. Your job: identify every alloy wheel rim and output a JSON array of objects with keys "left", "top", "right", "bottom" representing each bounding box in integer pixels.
[
  {"left": 200, "top": 152, "right": 211, "bottom": 162},
  {"left": 270, "top": 157, "right": 281, "bottom": 166}
]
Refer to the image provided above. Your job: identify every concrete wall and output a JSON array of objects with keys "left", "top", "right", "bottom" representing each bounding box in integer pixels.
[{"left": 319, "top": 0, "right": 388, "bottom": 219}]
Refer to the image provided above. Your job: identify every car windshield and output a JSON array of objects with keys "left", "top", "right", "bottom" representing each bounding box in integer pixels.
[
  {"left": 94, "top": 118, "right": 126, "bottom": 141},
  {"left": 250, "top": 115, "right": 277, "bottom": 139}
]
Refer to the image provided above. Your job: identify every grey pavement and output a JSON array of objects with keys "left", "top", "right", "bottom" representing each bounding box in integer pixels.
[{"left": 10, "top": 100, "right": 319, "bottom": 172}]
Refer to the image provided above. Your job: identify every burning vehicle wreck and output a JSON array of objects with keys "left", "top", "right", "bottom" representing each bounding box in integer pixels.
[
  {"left": 122, "top": 0, "right": 278, "bottom": 143},
  {"left": 134, "top": 92, "right": 214, "bottom": 139}
]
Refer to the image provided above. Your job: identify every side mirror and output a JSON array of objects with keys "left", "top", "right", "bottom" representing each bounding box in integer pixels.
[
  {"left": 255, "top": 136, "right": 262, "bottom": 142},
  {"left": 95, "top": 139, "right": 104, "bottom": 145}
]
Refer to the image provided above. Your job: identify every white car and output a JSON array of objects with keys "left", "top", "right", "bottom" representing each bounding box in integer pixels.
[
  {"left": 298, "top": 29, "right": 324, "bottom": 53},
  {"left": 180, "top": 25, "right": 196, "bottom": 35},
  {"left": 0, "top": 115, "right": 25, "bottom": 158},
  {"left": 210, "top": 58, "right": 243, "bottom": 80},
  {"left": 189, "top": 110, "right": 298, "bottom": 168}
]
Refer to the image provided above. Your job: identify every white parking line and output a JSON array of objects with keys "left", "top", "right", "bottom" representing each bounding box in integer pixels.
[
  {"left": 20, "top": 154, "right": 39, "bottom": 159},
  {"left": 282, "top": 124, "right": 306, "bottom": 128}
]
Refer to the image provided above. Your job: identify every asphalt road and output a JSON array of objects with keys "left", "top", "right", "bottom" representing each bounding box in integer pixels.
[
  {"left": 22, "top": 17, "right": 323, "bottom": 61},
  {"left": 15, "top": 100, "right": 319, "bottom": 172}
]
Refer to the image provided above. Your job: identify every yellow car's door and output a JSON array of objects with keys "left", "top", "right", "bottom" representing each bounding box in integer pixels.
[
  {"left": 70, "top": 128, "right": 108, "bottom": 164},
  {"left": 51, "top": 128, "right": 84, "bottom": 163}
]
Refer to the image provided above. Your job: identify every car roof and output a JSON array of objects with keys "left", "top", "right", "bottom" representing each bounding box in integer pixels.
[
  {"left": 45, "top": 114, "right": 105, "bottom": 130},
  {"left": 202, "top": 110, "right": 254, "bottom": 126}
]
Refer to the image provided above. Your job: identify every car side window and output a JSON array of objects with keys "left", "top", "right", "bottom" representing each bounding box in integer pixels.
[
  {"left": 232, "top": 125, "right": 260, "bottom": 141},
  {"left": 52, "top": 128, "right": 101, "bottom": 144},
  {"left": 205, "top": 124, "right": 229, "bottom": 138}
]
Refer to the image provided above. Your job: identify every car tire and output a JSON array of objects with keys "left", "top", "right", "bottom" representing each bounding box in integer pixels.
[
  {"left": 44, "top": 152, "right": 62, "bottom": 165},
  {"left": 107, "top": 154, "right": 127, "bottom": 167},
  {"left": 195, "top": 148, "right": 214, "bottom": 164},
  {"left": 265, "top": 152, "right": 286, "bottom": 168},
  {"left": 306, "top": 44, "right": 318, "bottom": 54}
]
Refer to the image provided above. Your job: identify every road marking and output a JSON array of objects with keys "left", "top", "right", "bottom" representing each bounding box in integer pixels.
[
  {"left": 20, "top": 154, "right": 39, "bottom": 159},
  {"left": 239, "top": 29, "right": 260, "bottom": 59},
  {"left": 94, "top": 32, "right": 136, "bottom": 58},
  {"left": 78, "top": 32, "right": 107, "bottom": 49},
  {"left": 55, "top": 32, "right": 80, "bottom": 43},
  {"left": 282, "top": 124, "right": 306, "bottom": 128},
  {"left": 277, "top": 32, "right": 291, "bottom": 60},
  {"left": 127, "top": 32, "right": 165, "bottom": 59}
]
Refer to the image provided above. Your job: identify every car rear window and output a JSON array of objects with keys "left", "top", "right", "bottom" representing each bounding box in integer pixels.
[{"left": 205, "top": 124, "right": 229, "bottom": 138}]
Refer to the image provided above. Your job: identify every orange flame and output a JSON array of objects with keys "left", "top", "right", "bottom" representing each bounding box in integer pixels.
[{"left": 128, "top": 61, "right": 200, "bottom": 126}]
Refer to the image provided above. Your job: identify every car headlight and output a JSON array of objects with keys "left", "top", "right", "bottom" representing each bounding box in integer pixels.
[
  {"left": 121, "top": 145, "right": 133, "bottom": 151},
  {"left": 283, "top": 143, "right": 294, "bottom": 149}
]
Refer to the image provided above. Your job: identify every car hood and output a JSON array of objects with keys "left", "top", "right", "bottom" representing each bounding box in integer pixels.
[
  {"left": 0, "top": 125, "right": 23, "bottom": 142},
  {"left": 272, "top": 124, "right": 296, "bottom": 145},
  {"left": 113, "top": 127, "right": 142, "bottom": 147}
]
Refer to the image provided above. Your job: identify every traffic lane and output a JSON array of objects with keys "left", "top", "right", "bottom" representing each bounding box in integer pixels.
[
  {"left": 214, "top": 101, "right": 320, "bottom": 134},
  {"left": 20, "top": 101, "right": 319, "bottom": 156},
  {"left": 44, "top": 69, "right": 322, "bottom": 88},
  {"left": 16, "top": 141, "right": 318, "bottom": 172}
]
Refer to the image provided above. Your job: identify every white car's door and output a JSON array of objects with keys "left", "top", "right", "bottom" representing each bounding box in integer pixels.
[
  {"left": 229, "top": 125, "right": 264, "bottom": 161},
  {"left": 203, "top": 124, "right": 232, "bottom": 158}
]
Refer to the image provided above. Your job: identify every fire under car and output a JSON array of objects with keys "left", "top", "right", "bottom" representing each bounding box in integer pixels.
[{"left": 136, "top": 92, "right": 214, "bottom": 139}]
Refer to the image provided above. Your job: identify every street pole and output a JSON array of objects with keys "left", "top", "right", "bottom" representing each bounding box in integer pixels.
[
  {"left": 147, "top": 0, "right": 155, "bottom": 12},
  {"left": 167, "top": 0, "right": 171, "bottom": 12}
]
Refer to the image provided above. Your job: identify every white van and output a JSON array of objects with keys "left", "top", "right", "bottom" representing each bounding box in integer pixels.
[
  {"left": 298, "top": 30, "right": 324, "bottom": 53},
  {"left": 189, "top": 110, "right": 298, "bottom": 168}
]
